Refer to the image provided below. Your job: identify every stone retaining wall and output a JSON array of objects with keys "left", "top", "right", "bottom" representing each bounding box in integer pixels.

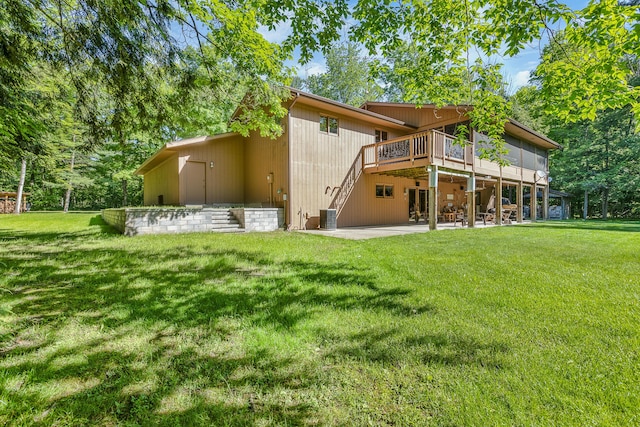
[
  {"left": 102, "top": 207, "right": 283, "bottom": 236},
  {"left": 230, "top": 208, "right": 284, "bottom": 232},
  {"left": 101, "top": 208, "right": 127, "bottom": 233}
]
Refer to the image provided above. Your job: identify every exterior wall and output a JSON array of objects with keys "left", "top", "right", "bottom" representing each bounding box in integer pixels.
[
  {"left": 289, "top": 104, "right": 403, "bottom": 229},
  {"left": 143, "top": 155, "right": 179, "bottom": 205},
  {"left": 230, "top": 207, "right": 284, "bottom": 231},
  {"left": 337, "top": 174, "right": 417, "bottom": 227},
  {"left": 177, "top": 135, "right": 244, "bottom": 205},
  {"left": 365, "top": 105, "right": 469, "bottom": 130},
  {"left": 243, "top": 130, "right": 289, "bottom": 207}
]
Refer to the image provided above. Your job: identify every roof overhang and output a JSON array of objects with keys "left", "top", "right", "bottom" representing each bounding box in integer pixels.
[
  {"left": 135, "top": 132, "right": 240, "bottom": 175},
  {"left": 505, "top": 120, "right": 561, "bottom": 150},
  {"left": 289, "top": 90, "right": 417, "bottom": 131},
  {"left": 363, "top": 102, "right": 561, "bottom": 150}
]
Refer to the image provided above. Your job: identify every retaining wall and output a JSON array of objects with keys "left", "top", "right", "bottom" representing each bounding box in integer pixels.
[
  {"left": 230, "top": 208, "right": 284, "bottom": 232},
  {"left": 102, "top": 207, "right": 283, "bottom": 236}
]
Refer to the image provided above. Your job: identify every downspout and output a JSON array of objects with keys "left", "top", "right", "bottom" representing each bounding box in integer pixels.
[{"left": 287, "top": 91, "right": 300, "bottom": 229}]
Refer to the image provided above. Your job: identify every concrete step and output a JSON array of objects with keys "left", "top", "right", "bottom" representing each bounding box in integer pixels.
[
  {"left": 209, "top": 209, "right": 242, "bottom": 231},
  {"left": 211, "top": 223, "right": 241, "bottom": 228},
  {"left": 211, "top": 219, "right": 240, "bottom": 225}
]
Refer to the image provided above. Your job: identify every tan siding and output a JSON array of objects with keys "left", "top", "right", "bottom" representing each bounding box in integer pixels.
[
  {"left": 365, "top": 105, "right": 469, "bottom": 129},
  {"left": 338, "top": 175, "right": 418, "bottom": 227},
  {"left": 243, "top": 130, "right": 288, "bottom": 207},
  {"left": 289, "top": 104, "right": 408, "bottom": 228},
  {"left": 177, "top": 135, "right": 244, "bottom": 204},
  {"left": 143, "top": 154, "right": 179, "bottom": 205}
]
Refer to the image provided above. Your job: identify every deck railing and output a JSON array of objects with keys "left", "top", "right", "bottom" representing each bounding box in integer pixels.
[
  {"left": 363, "top": 130, "right": 431, "bottom": 168},
  {"left": 363, "top": 130, "right": 472, "bottom": 169}
]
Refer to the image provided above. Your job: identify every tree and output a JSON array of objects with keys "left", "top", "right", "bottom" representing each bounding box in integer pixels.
[
  {"left": 303, "top": 41, "right": 383, "bottom": 106},
  {"left": 3, "top": 0, "right": 640, "bottom": 211}
]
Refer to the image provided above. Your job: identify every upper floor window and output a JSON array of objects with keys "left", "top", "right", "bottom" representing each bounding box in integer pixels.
[
  {"left": 320, "top": 115, "right": 339, "bottom": 135},
  {"left": 375, "top": 130, "right": 388, "bottom": 143}
]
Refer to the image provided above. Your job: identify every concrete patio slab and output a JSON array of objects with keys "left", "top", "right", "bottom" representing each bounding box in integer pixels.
[{"left": 299, "top": 220, "right": 524, "bottom": 240}]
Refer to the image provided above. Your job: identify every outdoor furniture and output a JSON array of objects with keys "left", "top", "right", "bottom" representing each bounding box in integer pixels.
[
  {"left": 443, "top": 212, "right": 455, "bottom": 222},
  {"left": 454, "top": 208, "right": 467, "bottom": 226},
  {"left": 501, "top": 203, "right": 517, "bottom": 224},
  {"left": 476, "top": 195, "right": 496, "bottom": 225}
]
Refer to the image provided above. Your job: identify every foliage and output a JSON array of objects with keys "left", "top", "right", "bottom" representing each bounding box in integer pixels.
[
  {"left": 510, "top": 81, "right": 640, "bottom": 219},
  {"left": 3, "top": 0, "right": 640, "bottom": 209},
  {"left": 1, "top": 214, "right": 639, "bottom": 425},
  {"left": 534, "top": 1, "right": 640, "bottom": 128},
  {"left": 301, "top": 41, "right": 384, "bottom": 107}
]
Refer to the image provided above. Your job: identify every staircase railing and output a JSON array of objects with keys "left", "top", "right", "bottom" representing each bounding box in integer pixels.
[{"left": 329, "top": 148, "right": 364, "bottom": 215}]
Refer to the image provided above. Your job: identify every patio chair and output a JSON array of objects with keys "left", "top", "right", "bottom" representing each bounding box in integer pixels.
[
  {"left": 454, "top": 206, "right": 467, "bottom": 226},
  {"left": 476, "top": 194, "right": 496, "bottom": 225}
]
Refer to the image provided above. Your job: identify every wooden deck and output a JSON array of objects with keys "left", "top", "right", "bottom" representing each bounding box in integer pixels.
[{"left": 362, "top": 130, "right": 474, "bottom": 176}]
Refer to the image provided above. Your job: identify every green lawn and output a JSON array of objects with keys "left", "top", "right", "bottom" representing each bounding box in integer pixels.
[{"left": 1, "top": 213, "right": 639, "bottom": 426}]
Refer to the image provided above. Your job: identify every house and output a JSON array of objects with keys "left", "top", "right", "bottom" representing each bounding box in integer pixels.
[{"left": 134, "top": 88, "right": 559, "bottom": 231}]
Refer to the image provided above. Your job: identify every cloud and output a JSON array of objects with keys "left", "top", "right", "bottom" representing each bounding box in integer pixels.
[
  {"left": 303, "top": 63, "right": 327, "bottom": 77},
  {"left": 257, "top": 23, "right": 292, "bottom": 44},
  {"left": 514, "top": 70, "right": 531, "bottom": 88}
]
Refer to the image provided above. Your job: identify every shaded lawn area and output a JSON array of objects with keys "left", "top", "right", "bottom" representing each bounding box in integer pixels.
[{"left": 1, "top": 213, "right": 639, "bottom": 426}]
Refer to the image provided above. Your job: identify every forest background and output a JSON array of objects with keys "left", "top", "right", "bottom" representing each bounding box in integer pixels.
[{"left": 1, "top": 0, "right": 639, "bottom": 218}]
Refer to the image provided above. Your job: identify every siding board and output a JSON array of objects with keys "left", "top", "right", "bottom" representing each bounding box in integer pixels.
[
  {"left": 143, "top": 154, "right": 179, "bottom": 205},
  {"left": 177, "top": 135, "right": 244, "bottom": 204},
  {"left": 289, "top": 104, "right": 407, "bottom": 228}
]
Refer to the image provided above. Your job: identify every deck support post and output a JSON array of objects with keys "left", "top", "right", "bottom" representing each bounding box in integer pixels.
[
  {"left": 516, "top": 182, "right": 523, "bottom": 223},
  {"left": 428, "top": 166, "right": 438, "bottom": 230},
  {"left": 542, "top": 185, "right": 549, "bottom": 220},
  {"left": 496, "top": 176, "right": 503, "bottom": 225},
  {"left": 467, "top": 174, "right": 475, "bottom": 228},
  {"left": 532, "top": 185, "right": 538, "bottom": 223}
]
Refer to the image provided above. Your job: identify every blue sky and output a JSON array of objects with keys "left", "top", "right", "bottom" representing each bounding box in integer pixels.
[{"left": 259, "top": 0, "right": 591, "bottom": 92}]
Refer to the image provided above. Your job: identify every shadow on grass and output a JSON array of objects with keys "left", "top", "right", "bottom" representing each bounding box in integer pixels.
[
  {"left": 0, "top": 227, "right": 504, "bottom": 425},
  {"left": 88, "top": 214, "right": 120, "bottom": 234}
]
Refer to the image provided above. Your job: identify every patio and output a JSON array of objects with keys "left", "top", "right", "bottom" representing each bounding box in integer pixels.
[{"left": 300, "top": 220, "right": 528, "bottom": 240}]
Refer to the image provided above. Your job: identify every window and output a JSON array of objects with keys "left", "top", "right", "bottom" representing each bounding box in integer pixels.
[
  {"left": 320, "top": 115, "right": 338, "bottom": 135},
  {"left": 376, "top": 184, "right": 394, "bottom": 198},
  {"left": 375, "top": 129, "right": 388, "bottom": 143}
]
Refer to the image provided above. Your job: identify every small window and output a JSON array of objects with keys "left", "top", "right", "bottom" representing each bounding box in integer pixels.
[
  {"left": 320, "top": 115, "right": 338, "bottom": 135},
  {"left": 375, "top": 130, "right": 388, "bottom": 143},
  {"left": 376, "top": 184, "right": 394, "bottom": 199}
]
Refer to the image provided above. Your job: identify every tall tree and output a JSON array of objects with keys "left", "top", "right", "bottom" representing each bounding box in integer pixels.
[{"left": 303, "top": 41, "right": 383, "bottom": 106}]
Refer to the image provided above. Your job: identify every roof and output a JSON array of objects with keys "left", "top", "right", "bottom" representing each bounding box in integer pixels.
[
  {"left": 134, "top": 133, "right": 240, "bottom": 175},
  {"left": 362, "top": 102, "right": 561, "bottom": 150},
  {"left": 137, "top": 90, "right": 560, "bottom": 176},
  {"left": 505, "top": 119, "right": 561, "bottom": 150},
  {"left": 285, "top": 89, "right": 417, "bottom": 131},
  {"left": 549, "top": 189, "right": 572, "bottom": 198},
  {"left": 231, "top": 88, "right": 417, "bottom": 132}
]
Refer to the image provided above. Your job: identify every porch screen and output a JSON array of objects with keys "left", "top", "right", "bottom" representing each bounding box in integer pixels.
[
  {"left": 473, "top": 131, "right": 492, "bottom": 157},
  {"left": 504, "top": 135, "right": 522, "bottom": 166},
  {"left": 522, "top": 142, "right": 537, "bottom": 170}
]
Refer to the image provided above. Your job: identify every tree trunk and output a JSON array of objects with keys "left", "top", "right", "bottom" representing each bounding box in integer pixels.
[
  {"left": 63, "top": 150, "right": 76, "bottom": 213},
  {"left": 601, "top": 187, "right": 609, "bottom": 220},
  {"left": 122, "top": 179, "right": 128, "bottom": 207},
  {"left": 583, "top": 189, "right": 588, "bottom": 220},
  {"left": 14, "top": 157, "right": 27, "bottom": 214}
]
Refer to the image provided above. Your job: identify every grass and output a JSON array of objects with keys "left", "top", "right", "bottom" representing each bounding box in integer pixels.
[{"left": 1, "top": 213, "right": 639, "bottom": 426}]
